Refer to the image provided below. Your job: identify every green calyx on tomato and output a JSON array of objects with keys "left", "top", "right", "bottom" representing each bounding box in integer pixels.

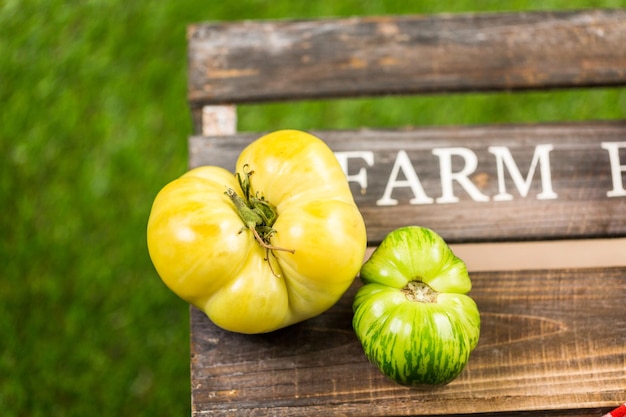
[
  {"left": 225, "top": 164, "right": 296, "bottom": 275},
  {"left": 353, "top": 226, "right": 480, "bottom": 387},
  {"left": 147, "top": 129, "right": 367, "bottom": 334}
]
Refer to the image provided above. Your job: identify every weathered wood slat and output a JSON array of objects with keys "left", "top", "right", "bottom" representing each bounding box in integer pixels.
[
  {"left": 187, "top": 10, "right": 626, "bottom": 416},
  {"left": 187, "top": 9, "right": 626, "bottom": 105},
  {"left": 190, "top": 266, "right": 626, "bottom": 416},
  {"left": 189, "top": 120, "right": 626, "bottom": 244}
]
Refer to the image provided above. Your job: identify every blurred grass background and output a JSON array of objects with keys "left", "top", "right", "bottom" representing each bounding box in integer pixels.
[{"left": 2, "top": 0, "right": 625, "bottom": 416}]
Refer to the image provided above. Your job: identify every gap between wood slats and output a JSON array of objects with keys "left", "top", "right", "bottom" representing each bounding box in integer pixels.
[{"left": 366, "top": 238, "right": 626, "bottom": 272}]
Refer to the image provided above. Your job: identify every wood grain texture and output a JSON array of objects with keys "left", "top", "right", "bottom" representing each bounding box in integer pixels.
[
  {"left": 190, "top": 266, "right": 626, "bottom": 416},
  {"left": 187, "top": 10, "right": 626, "bottom": 416},
  {"left": 187, "top": 9, "right": 626, "bottom": 105},
  {"left": 189, "top": 120, "right": 626, "bottom": 245}
]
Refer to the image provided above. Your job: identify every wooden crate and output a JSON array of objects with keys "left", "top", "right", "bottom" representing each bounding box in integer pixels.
[{"left": 186, "top": 9, "right": 626, "bottom": 416}]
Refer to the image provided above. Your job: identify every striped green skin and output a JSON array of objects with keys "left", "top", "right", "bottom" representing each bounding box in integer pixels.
[{"left": 353, "top": 226, "right": 480, "bottom": 386}]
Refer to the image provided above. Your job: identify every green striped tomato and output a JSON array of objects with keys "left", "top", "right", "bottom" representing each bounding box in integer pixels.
[{"left": 352, "top": 226, "right": 480, "bottom": 386}]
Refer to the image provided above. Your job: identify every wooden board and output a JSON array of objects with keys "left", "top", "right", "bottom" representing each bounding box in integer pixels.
[
  {"left": 189, "top": 120, "right": 626, "bottom": 245},
  {"left": 187, "top": 9, "right": 626, "bottom": 106},
  {"left": 186, "top": 11, "right": 626, "bottom": 415},
  {"left": 190, "top": 266, "right": 626, "bottom": 416}
]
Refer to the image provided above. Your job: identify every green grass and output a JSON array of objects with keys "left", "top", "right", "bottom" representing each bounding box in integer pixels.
[{"left": 1, "top": 1, "right": 625, "bottom": 416}]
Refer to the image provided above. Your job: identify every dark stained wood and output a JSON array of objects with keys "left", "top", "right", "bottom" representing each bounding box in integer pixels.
[
  {"left": 187, "top": 10, "right": 626, "bottom": 416},
  {"left": 188, "top": 9, "right": 626, "bottom": 106},
  {"left": 190, "top": 266, "right": 626, "bottom": 416},
  {"left": 189, "top": 120, "right": 626, "bottom": 245}
]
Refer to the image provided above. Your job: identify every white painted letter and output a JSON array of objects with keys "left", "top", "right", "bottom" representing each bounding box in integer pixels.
[
  {"left": 601, "top": 142, "right": 626, "bottom": 197},
  {"left": 432, "top": 147, "right": 489, "bottom": 203},
  {"left": 334, "top": 151, "right": 374, "bottom": 192},
  {"left": 488, "top": 144, "right": 557, "bottom": 201},
  {"left": 376, "top": 150, "right": 433, "bottom": 206}
]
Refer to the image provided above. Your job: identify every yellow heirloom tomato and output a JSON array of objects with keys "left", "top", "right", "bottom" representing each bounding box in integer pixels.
[{"left": 147, "top": 130, "right": 367, "bottom": 334}]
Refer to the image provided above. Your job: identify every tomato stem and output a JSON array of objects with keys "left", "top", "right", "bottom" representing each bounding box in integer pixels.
[
  {"left": 250, "top": 226, "right": 295, "bottom": 254},
  {"left": 402, "top": 281, "right": 438, "bottom": 303},
  {"left": 225, "top": 165, "right": 295, "bottom": 276}
]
